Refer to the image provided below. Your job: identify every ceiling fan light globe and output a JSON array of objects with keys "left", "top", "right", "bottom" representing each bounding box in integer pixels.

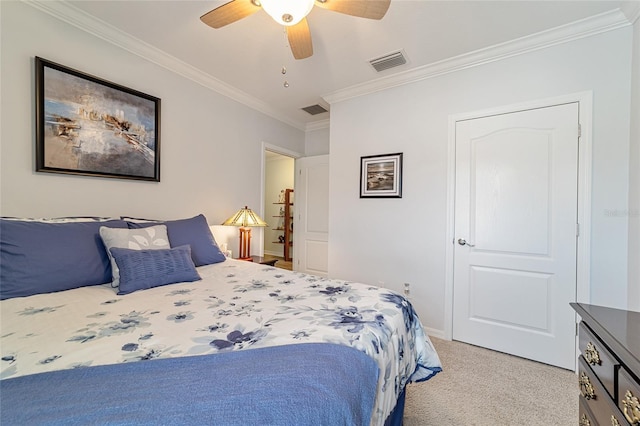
[{"left": 260, "top": 0, "right": 315, "bottom": 26}]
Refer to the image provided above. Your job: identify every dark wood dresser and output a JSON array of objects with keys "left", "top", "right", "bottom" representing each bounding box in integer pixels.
[{"left": 571, "top": 303, "right": 640, "bottom": 426}]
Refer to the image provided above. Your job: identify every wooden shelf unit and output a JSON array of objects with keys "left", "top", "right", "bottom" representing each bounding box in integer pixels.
[{"left": 272, "top": 189, "right": 293, "bottom": 261}]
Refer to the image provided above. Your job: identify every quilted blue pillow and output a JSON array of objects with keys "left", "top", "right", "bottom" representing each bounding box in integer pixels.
[
  {"left": 110, "top": 245, "right": 201, "bottom": 295},
  {"left": 124, "top": 214, "right": 226, "bottom": 267},
  {"left": 0, "top": 218, "right": 128, "bottom": 300},
  {"left": 99, "top": 225, "right": 170, "bottom": 289}
]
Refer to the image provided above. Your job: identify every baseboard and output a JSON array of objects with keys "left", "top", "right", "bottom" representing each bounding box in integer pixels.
[{"left": 424, "top": 326, "right": 446, "bottom": 340}]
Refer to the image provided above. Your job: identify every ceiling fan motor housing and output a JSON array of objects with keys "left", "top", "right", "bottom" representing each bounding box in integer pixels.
[{"left": 261, "top": 0, "right": 315, "bottom": 26}]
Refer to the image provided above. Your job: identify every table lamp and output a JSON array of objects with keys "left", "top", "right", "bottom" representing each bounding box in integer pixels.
[{"left": 221, "top": 206, "right": 268, "bottom": 260}]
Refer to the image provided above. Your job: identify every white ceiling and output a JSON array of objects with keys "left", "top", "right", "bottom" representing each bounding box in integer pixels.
[{"left": 45, "top": 1, "right": 640, "bottom": 130}]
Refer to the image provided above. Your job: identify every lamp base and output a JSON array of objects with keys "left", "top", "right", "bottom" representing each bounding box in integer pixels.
[{"left": 238, "top": 227, "right": 252, "bottom": 260}]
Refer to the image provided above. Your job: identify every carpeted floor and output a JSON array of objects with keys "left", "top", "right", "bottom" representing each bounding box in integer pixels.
[{"left": 403, "top": 337, "right": 578, "bottom": 425}]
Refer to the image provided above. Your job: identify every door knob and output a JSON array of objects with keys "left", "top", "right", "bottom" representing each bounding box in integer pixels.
[{"left": 457, "top": 238, "right": 475, "bottom": 247}]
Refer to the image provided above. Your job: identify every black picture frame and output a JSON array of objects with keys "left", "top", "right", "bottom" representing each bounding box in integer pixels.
[
  {"left": 35, "top": 57, "right": 161, "bottom": 181},
  {"left": 359, "top": 153, "right": 403, "bottom": 198}
]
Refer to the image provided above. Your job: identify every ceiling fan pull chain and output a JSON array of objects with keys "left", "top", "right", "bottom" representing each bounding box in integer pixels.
[{"left": 282, "top": 27, "right": 290, "bottom": 88}]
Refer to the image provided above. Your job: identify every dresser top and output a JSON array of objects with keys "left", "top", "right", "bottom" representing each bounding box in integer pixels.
[{"left": 571, "top": 303, "right": 640, "bottom": 376}]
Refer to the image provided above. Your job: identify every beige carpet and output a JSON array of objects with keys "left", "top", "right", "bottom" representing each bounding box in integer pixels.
[{"left": 404, "top": 337, "right": 578, "bottom": 425}]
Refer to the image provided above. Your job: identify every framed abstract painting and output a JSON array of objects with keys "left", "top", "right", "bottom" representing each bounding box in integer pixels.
[{"left": 35, "top": 57, "right": 161, "bottom": 181}]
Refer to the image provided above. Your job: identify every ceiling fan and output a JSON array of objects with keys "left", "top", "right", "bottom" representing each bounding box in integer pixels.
[{"left": 200, "top": 0, "right": 391, "bottom": 60}]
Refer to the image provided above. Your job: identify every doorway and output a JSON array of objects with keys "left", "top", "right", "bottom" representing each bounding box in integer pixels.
[
  {"left": 444, "top": 93, "right": 593, "bottom": 370},
  {"left": 263, "top": 149, "right": 296, "bottom": 270}
]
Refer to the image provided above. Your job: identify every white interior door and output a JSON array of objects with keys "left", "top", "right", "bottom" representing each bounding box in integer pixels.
[
  {"left": 294, "top": 155, "right": 329, "bottom": 276},
  {"left": 453, "top": 103, "right": 579, "bottom": 370}
]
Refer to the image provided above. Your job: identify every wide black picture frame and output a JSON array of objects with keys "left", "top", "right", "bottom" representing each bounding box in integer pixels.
[
  {"left": 359, "top": 152, "right": 403, "bottom": 198},
  {"left": 35, "top": 57, "right": 161, "bottom": 181}
]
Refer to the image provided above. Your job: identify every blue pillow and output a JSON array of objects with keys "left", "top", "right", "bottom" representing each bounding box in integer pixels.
[
  {"left": 110, "top": 245, "right": 201, "bottom": 295},
  {"left": 124, "top": 214, "right": 226, "bottom": 267},
  {"left": 0, "top": 218, "right": 128, "bottom": 300}
]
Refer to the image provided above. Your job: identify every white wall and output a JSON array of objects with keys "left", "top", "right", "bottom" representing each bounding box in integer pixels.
[
  {"left": 629, "top": 16, "right": 640, "bottom": 312},
  {"left": 264, "top": 155, "right": 294, "bottom": 256},
  {"left": 328, "top": 28, "right": 633, "bottom": 332},
  {"left": 305, "top": 126, "right": 330, "bottom": 156},
  {"left": 0, "top": 2, "right": 304, "bottom": 229}
]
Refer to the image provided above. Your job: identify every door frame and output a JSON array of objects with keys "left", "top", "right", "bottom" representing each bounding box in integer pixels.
[
  {"left": 261, "top": 142, "right": 303, "bottom": 257},
  {"left": 443, "top": 91, "right": 593, "bottom": 342}
]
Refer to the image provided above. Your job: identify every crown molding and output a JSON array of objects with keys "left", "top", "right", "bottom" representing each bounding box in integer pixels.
[
  {"left": 23, "top": 1, "right": 635, "bottom": 130},
  {"left": 621, "top": 2, "right": 640, "bottom": 24},
  {"left": 305, "top": 119, "right": 330, "bottom": 132},
  {"left": 24, "top": 0, "right": 307, "bottom": 131},
  {"left": 323, "top": 8, "right": 633, "bottom": 105}
]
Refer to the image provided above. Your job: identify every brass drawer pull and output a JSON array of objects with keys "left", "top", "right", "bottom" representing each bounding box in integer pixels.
[
  {"left": 579, "top": 414, "right": 591, "bottom": 426},
  {"left": 623, "top": 390, "right": 640, "bottom": 425},
  {"left": 611, "top": 414, "right": 621, "bottom": 426},
  {"left": 579, "top": 372, "right": 596, "bottom": 400},
  {"left": 584, "top": 342, "right": 601, "bottom": 366}
]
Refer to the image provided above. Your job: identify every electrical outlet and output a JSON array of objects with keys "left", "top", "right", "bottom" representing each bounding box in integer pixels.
[{"left": 403, "top": 282, "right": 411, "bottom": 299}]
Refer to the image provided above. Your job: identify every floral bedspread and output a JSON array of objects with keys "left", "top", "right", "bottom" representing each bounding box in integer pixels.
[{"left": 0, "top": 259, "right": 441, "bottom": 425}]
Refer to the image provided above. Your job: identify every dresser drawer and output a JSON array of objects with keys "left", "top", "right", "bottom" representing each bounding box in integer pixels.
[
  {"left": 579, "top": 356, "right": 630, "bottom": 426},
  {"left": 618, "top": 367, "right": 640, "bottom": 425},
  {"left": 579, "top": 396, "right": 597, "bottom": 426},
  {"left": 580, "top": 322, "right": 619, "bottom": 400}
]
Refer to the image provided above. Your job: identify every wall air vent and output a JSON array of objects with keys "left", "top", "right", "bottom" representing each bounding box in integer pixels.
[
  {"left": 301, "top": 104, "right": 328, "bottom": 115},
  {"left": 369, "top": 50, "right": 407, "bottom": 72}
]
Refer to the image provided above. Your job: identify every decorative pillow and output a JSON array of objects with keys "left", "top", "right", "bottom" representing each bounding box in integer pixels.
[
  {"left": 99, "top": 225, "right": 170, "bottom": 288},
  {"left": 0, "top": 218, "right": 128, "bottom": 300},
  {"left": 124, "top": 214, "right": 226, "bottom": 266},
  {"left": 109, "top": 245, "right": 201, "bottom": 295}
]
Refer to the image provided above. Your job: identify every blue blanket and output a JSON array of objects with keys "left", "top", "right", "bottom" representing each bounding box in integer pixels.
[{"left": 1, "top": 343, "right": 379, "bottom": 425}]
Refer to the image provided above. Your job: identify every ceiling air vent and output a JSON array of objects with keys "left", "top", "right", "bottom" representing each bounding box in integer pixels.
[
  {"left": 301, "top": 104, "right": 328, "bottom": 115},
  {"left": 369, "top": 50, "right": 407, "bottom": 72}
]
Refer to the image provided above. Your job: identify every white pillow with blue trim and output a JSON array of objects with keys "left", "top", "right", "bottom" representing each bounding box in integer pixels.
[{"left": 99, "top": 224, "right": 170, "bottom": 289}]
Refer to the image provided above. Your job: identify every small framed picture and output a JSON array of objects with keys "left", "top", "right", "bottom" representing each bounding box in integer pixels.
[
  {"left": 35, "top": 57, "right": 161, "bottom": 181},
  {"left": 360, "top": 153, "right": 403, "bottom": 198}
]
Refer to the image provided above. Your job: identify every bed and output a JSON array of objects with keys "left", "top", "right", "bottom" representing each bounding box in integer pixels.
[{"left": 0, "top": 214, "right": 442, "bottom": 425}]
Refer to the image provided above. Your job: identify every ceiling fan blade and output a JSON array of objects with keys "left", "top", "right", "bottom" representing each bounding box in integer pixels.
[
  {"left": 315, "top": 0, "right": 390, "bottom": 20},
  {"left": 287, "top": 19, "right": 313, "bottom": 60},
  {"left": 200, "top": 0, "right": 261, "bottom": 29}
]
